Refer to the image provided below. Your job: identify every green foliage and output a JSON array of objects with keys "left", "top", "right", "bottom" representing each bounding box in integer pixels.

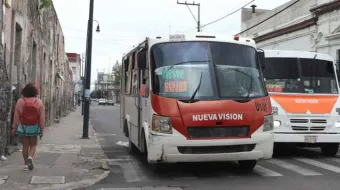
[
  {"left": 113, "top": 64, "right": 122, "bottom": 88},
  {"left": 40, "top": 0, "right": 52, "bottom": 9}
]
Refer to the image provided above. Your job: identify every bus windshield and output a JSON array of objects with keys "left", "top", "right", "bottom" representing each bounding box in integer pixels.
[
  {"left": 263, "top": 57, "right": 339, "bottom": 94},
  {"left": 150, "top": 41, "right": 266, "bottom": 101}
]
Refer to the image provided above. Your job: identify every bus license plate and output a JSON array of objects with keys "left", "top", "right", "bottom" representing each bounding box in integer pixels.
[{"left": 304, "top": 136, "right": 318, "bottom": 143}]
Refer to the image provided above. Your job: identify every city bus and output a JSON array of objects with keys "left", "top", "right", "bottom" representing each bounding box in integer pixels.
[
  {"left": 263, "top": 50, "right": 340, "bottom": 156},
  {"left": 120, "top": 33, "right": 274, "bottom": 172}
]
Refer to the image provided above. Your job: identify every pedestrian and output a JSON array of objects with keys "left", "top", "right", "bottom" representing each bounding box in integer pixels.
[{"left": 11, "top": 83, "right": 45, "bottom": 171}]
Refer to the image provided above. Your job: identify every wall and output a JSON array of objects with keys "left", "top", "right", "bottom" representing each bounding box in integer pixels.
[
  {"left": 0, "top": 0, "right": 9, "bottom": 156},
  {"left": 241, "top": 0, "right": 317, "bottom": 37},
  {"left": 241, "top": 0, "right": 340, "bottom": 64},
  {"left": 2, "top": 0, "right": 73, "bottom": 150}
]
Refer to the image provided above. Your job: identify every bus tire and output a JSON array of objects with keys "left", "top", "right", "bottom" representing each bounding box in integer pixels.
[
  {"left": 123, "top": 120, "right": 129, "bottom": 138},
  {"left": 128, "top": 138, "right": 140, "bottom": 154},
  {"left": 150, "top": 163, "right": 168, "bottom": 173},
  {"left": 238, "top": 160, "right": 257, "bottom": 170},
  {"left": 321, "top": 143, "right": 339, "bottom": 156}
]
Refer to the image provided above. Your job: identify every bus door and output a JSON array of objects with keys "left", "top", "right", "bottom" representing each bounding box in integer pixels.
[{"left": 136, "top": 48, "right": 147, "bottom": 148}]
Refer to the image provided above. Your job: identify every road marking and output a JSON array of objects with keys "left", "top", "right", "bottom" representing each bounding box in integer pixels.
[
  {"left": 295, "top": 158, "right": 340, "bottom": 173},
  {"left": 253, "top": 165, "right": 283, "bottom": 177},
  {"left": 107, "top": 158, "right": 138, "bottom": 166},
  {"left": 96, "top": 133, "right": 117, "bottom": 137},
  {"left": 120, "top": 162, "right": 142, "bottom": 182},
  {"left": 325, "top": 157, "right": 340, "bottom": 164},
  {"left": 97, "top": 188, "right": 181, "bottom": 190},
  {"left": 267, "top": 159, "right": 322, "bottom": 176},
  {"left": 116, "top": 141, "right": 129, "bottom": 147}
]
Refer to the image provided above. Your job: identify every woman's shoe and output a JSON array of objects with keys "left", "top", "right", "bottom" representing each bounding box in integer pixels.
[{"left": 27, "top": 157, "right": 34, "bottom": 170}]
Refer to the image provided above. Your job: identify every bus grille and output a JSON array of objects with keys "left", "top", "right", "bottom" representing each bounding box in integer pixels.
[
  {"left": 290, "top": 119, "right": 327, "bottom": 124},
  {"left": 291, "top": 126, "right": 326, "bottom": 131},
  {"left": 177, "top": 144, "right": 256, "bottom": 154},
  {"left": 187, "top": 126, "right": 249, "bottom": 139}
]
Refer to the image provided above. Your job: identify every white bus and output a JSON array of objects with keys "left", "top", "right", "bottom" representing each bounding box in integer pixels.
[
  {"left": 120, "top": 33, "right": 274, "bottom": 172},
  {"left": 263, "top": 50, "right": 340, "bottom": 156}
]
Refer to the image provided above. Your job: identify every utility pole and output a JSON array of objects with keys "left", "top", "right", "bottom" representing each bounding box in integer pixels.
[
  {"left": 81, "top": 53, "right": 85, "bottom": 115},
  {"left": 177, "top": 0, "right": 201, "bottom": 32},
  {"left": 82, "top": 0, "right": 94, "bottom": 139}
]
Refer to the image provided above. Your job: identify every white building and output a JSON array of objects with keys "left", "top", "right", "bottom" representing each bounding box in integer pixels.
[
  {"left": 241, "top": 0, "right": 340, "bottom": 66},
  {"left": 66, "top": 53, "right": 83, "bottom": 104}
]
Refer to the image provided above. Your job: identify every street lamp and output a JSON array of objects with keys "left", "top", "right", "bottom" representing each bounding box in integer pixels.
[
  {"left": 81, "top": 19, "right": 101, "bottom": 116},
  {"left": 93, "top": 20, "right": 100, "bottom": 32},
  {"left": 82, "top": 0, "right": 96, "bottom": 139}
]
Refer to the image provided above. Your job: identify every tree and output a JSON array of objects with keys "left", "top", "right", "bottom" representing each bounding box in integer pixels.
[
  {"left": 40, "top": 0, "right": 52, "bottom": 9},
  {"left": 112, "top": 61, "right": 121, "bottom": 89}
]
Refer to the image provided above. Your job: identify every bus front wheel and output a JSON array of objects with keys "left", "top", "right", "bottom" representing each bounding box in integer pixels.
[
  {"left": 321, "top": 143, "right": 339, "bottom": 156},
  {"left": 238, "top": 160, "right": 257, "bottom": 170},
  {"left": 128, "top": 138, "right": 140, "bottom": 154}
]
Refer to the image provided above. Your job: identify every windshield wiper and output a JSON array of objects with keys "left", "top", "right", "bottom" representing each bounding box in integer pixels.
[
  {"left": 226, "top": 68, "right": 253, "bottom": 99},
  {"left": 168, "top": 60, "right": 210, "bottom": 70},
  {"left": 189, "top": 71, "right": 203, "bottom": 103}
]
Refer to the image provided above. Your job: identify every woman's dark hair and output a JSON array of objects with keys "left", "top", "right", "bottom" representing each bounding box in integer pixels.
[{"left": 21, "top": 83, "right": 38, "bottom": 97}]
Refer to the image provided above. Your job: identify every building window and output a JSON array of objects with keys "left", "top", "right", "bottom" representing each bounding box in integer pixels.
[{"left": 72, "top": 67, "right": 76, "bottom": 74}]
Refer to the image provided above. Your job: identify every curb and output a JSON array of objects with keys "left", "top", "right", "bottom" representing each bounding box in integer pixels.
[
  {"left": 32, "top": 171, "right": 110, "bottom": 190},
  {"left": 90, "top": 121, "right": 110, "bottom": 170},
  {"left": 89, "top": 121, "right": 100, "bottom": 146}
]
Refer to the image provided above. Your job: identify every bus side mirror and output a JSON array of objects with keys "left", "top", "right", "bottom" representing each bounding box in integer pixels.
[
  {"left": 257, "top": 50, "right": 265, "bottom": 71},
  {"left": 139, "top": 84, "right": 149, "bottom": 97}
]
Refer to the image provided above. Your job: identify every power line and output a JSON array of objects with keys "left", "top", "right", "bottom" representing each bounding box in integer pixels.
[
  {"left": 63, "top": 27, "right": 145, "bottom": 38},
  {"left": 201, "top": 0, "right": 255, "bottom": 28},
  {"left": 236, "top": 0, "right": 301, "bottom": 35},
  {"left": 178, "top": 0, "right": 253, "bottom": 33},
  {"left": 177, "top": 1, "right": 201, "bottom": 32},
  {"left": 186, "top": 5, "right": 198, "bottom": 23}
]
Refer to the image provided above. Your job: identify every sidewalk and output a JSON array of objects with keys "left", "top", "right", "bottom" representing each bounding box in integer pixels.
[{"left": 0, "top": 108, "right": 110, "bottom": 190}]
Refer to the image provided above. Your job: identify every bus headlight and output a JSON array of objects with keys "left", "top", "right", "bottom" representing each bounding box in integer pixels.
[
  {"left": 335, "top": 121, "right": 340, "bottom": 128},
  {"left": 274, "top": 120, "right": 281, "bottom": 128},
  {"left": 263, "top": 114, "right": 274, "bottom": 132},
  {"left": 152, "top": 114, "right": 172, "bottom": 134}
]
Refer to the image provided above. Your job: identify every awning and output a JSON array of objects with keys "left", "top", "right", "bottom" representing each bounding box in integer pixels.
[{"left": 57, "top": 72, "right": 65, "bottom": 81}]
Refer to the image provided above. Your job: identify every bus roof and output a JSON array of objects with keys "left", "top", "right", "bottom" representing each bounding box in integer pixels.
[
  {"left": 264, "top": 50, "right": 334, "bottom": 62},
  {"left": 148, "top": 33, "right": 256, "bottom": 47},
  {"left": 122, "top": 33, "right": 256, "bottom": 58}
]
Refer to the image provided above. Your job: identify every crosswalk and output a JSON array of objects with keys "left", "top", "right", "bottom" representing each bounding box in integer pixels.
[
  {"left": 103, "top": 154, "right": 340, "bottom": 183},
  {"left": 90, "top": 105, "right": 119, "bottom": 109}
]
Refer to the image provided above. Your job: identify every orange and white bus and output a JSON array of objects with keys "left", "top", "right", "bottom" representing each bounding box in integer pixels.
[
  {"left": 120, "top": 33, "right": 274, "bottom": 171},
  {"left": 263, "top": 50, "right": 340, "bottom": 156}
]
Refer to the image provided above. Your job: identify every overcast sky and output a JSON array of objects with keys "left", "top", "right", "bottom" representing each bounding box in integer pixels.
[{"left": 52, "top": 0, "right": 290, "bottom": 89}]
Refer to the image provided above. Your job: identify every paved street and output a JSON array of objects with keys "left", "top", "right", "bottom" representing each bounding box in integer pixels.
[{"left": 82, "top": 103, "right": 340, "bottom": 190}]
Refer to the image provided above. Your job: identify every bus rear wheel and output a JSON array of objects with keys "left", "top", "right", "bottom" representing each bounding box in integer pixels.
[
  {"left": 321, "top": 143, "right": 339, "bottom": 156},
  {"left": 238, "top": 160, "right": 257, "bottom": 170}
]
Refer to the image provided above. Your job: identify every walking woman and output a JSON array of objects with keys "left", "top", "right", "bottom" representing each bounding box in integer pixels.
[{"left": 11, "top": 83, "right": 45, "bottom": 171}]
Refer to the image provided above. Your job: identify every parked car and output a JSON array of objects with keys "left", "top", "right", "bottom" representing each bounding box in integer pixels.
[
  {"left": 98, "top": 99, "right": 107, "bottom": 105},
  {"left": 107, "top": 100, "right": 115, "bottom": 106}
]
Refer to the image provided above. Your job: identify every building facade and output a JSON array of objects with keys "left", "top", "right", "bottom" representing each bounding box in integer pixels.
[
  {"left": 241, "top": 0, "right": 340, "bottom": 66},
  {"left": 96, "top": 71, "right": 115, "bottom": 100},
  {"left": 66, "top": 53, "right": 82, "bottom": 105},
  {"left": 1, "top": 0, "right": 73, "bottom": 151}
]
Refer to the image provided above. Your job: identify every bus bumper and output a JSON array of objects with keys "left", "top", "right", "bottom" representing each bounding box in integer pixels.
[
  {"left": 274, "top": 133, "right": 340, "bottom": 143},
  {"left": 147, "top": 132, "right": 274, "bottom": 164}
]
